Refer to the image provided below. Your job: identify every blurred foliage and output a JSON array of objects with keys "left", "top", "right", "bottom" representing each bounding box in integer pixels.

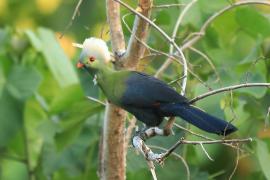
[{"left": 0, "top": 0, "right": 270, "bottom": 179}]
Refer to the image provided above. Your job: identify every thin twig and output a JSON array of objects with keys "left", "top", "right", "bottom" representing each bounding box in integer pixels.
[
  {"left": 180, "top": 138, "right": 252, "bottom": 144},
  {"left": 60, "top": 0, "right": 84, "bottom": 38},
  {"left": 188, "top": 46, "right": 220, "bottom": 83},
  {"left": 171, "top": 121, "right": 243, "bottom": 151},
  {"left": 149, "top": 145, "right": 190, "bottom": 180},
  {"left": 200, "top": 143, "right": 214, "bottom": 161},
  {"left": 228, "top": 145, "right": 240, "bottom": 180},
  {"left": 188, "top": 68, "right": 213, "bottom": 90},
  {"left": 132, "top": 127, "right": 251, "bottom": 168},
  {"left": 168, "top": 75, "right": 187, "bottom": 85},
  {"left": 122, "top": 13, "right": 212, "bottom": 91},
  {"left": 114, "top": 0, "right": 188, "bottom": 95},
  {"left": 152, "top": 3, "right": 186, "bottom": 9},
  {"left": 181, "top": 0, "right": 270, "bottom": 50},
  {"left": 86, "top": 96, "right": 106, "bottom": 106},
  {"left": 155, "top": 1, "right": 270, "bottom": 81},
  {"left": 189, "top": 83, "right": 270, "bottom": 104},
  {"left": 264, "top": 106, "right": 270, "bottom": 129},
  {"left": 122, "top": 13, "right": 181, "bottom": 66},
  {"left": 147, "top": 161, "right": 158, "bottom": 180},
  {"left": 155, "top": 0, "right": 197, "bottom": 79},
  {"left": 158, "top": 137, "right": 252, "bottom": 163},
  {"left": 72, "top": 43, "right": 83, "bottom": 48}
]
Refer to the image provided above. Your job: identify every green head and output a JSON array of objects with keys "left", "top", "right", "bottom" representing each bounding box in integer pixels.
[{"left": 77, "top": 38, "right": 111, "bottom": 70}]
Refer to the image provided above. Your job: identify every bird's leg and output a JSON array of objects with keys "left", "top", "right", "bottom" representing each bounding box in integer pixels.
[
  {"left": 133, "top": 117, "right": 176, "bottom": 145},
  {"left": 135, "top": 126, "right": 164, "bottom": 142},
  {"left": 163, "top": 117, "right": 175, "bottom": 136}
]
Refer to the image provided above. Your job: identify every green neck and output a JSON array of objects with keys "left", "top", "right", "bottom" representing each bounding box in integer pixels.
[
  {"left": 84, "top": 61, "right": 113, "bottom": 77},
  {"left": 83, "top": 62, "right": 115, "bottom": 91},
  {"left": 83, "top": 61, "right": 127, "bottom": 105}
]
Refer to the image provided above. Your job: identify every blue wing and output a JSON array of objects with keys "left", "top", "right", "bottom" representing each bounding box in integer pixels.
[{"left": 121, "top": 72, "right": 188, "bottom": 108}]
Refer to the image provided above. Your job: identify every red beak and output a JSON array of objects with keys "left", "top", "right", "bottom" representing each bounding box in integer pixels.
[{"left": 77, "top": 62, "right": 84, "bottom": 69}]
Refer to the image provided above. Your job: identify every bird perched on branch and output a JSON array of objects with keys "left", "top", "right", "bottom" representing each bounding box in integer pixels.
[{"left": 76, "top": 38, "right": 237, "bottom": 136}]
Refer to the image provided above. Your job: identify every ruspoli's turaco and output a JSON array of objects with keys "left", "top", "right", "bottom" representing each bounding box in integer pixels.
[{"left": 77, "top": 38, "right": 237, "bottom": 136}]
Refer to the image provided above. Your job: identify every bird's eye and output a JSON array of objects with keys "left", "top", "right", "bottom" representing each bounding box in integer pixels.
[{"left": 89, "top": 56, "right": 95, "bottom": 62}]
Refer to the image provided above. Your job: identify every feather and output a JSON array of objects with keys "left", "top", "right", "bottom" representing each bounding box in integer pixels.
[{"left": 82, "top": 38, "right": 111, "bottom": 63}]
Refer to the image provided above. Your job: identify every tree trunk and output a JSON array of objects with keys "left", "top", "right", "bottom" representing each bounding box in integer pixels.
[{"left": 100, "top": 0, "right": 152, "bottom": 179}]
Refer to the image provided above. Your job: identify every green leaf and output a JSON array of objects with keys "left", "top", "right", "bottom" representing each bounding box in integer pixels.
[
  {"left": 211, "top": 9, "right": 239, "bottom": 48},
  {"left": 37, "top": 27, "right": 79, "bottom": 87},
  {"left": 55, "top": 101, "right": 104, "bottom": 149},
  {"left": 224, "top": 99, "right": 249, "bottom": 128},
  {"left": 232, "top": 32, "right": 260, "bottom": 64},
  {"left": 256, "top": 139, "right": 270, "bottom": 180},
  {"left": 236, "top": 60, "right": 267, "bottom": 98},
  {"left": 6, "top": 65, "right": 42, "bottom": 101},
  {"left": 155, "top": 11, "right": 171, "bottom": 26},
  {"left": 21, "top": 48, "right": 39, "bottom": 65},
  {"left": 181, "top": 3, "right": 204, "bottom": 29},
  {"left": 49, "top": 84, "right": 84, "bottom": 114},
  {"left": 236, "top": 7, "right": 270, "bottom": 38},
  {"left": 37, "top": 120, "right": 58, "bottom": 144},
  {"left": 0, "top": 27, "right": 10, "bottom": 52},
  {"left": 0, "top": 88, "right": 23, "bottom": 146},
  {"left": 24, "top": 99, "right": 48, "bottom": 168},
  {"left": 194, "top": 83, "right": 225, "bottom": 118},
  {"left": 0, "top": 160, "right": 28, "bottom": 180},
  {"left": 25, "top": 30, "right": 42, "bottom": 52},
  {"left": 127, "top": 149, "right": 147, "bottom": 172},
  {"left": 198, "top": 0, "right": 227, "bottom": 14}
]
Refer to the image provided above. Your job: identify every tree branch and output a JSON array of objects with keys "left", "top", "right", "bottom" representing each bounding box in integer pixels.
[
  {"left": 133, "top": 131, "right": 252, "bottom": 165},
  {"left": 114, "top": 0, "right": 188, "bottom": 95},
  {"left": 152, "top": 3, "right": 185, "bottom": 9},
  {"left": 101, "top": 1, "right": 127, "bottom": 179},
  {"left": 171, "top": 121, "right": 244, "bottom": 151},
  {"left": 101, "top": 103, "right": 126, "bottom": 180},
  {"left": 86, "top": 96, "right": 106, "bottom": 106},
  {"left": 181, "top": 0, "right": 270, "bottom": 50},
  {"left": 155, "top": 0, "right": 197, "bottom": 79},
  {"left": 60, "top": 0, "right": 84, "bottom": 38},
  {"left": 188, "top": 46, "right": 220, "bottom": 83},
  {"left": 159, "top": 137, "right": 252, "bottom": 162},
  {"left": 229, "top": 146, "right": 240, "bottom": 180},
  {"left": 156, "top": 1, "right": 270, "bottom": 79},
  {"left": 106, "top": 0, "right": 126, "bottom": 57},
  {"left": 122, "top": 13, "right": 181, "bottom": 67},
  {"left": 120, "top": 0, "right": 152, "bottom": 69},
  {"left": 148, "top": 145, "right": 190, "bottom": 180},
  {"left": 189, "top": 83, "right": 270, "bottom": 104}
]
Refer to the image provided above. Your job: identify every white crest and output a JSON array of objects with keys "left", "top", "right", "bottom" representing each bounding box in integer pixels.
[{"left": 82, "top": 38, "right": 111, "bottom": 63}]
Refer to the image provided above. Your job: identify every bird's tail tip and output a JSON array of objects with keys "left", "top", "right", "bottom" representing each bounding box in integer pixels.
[{"left": 219, "top": 124, "right": 238, "bottom": 136}]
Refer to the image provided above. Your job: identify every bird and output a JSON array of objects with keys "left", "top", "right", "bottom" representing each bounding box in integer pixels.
[{"left": 76, "top": 37, "right": 237, "bottom": 136}]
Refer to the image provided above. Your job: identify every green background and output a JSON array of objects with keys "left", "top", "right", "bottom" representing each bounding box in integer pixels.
[{"left": 0, "top": 0, "right": 270, "bottom": 179}]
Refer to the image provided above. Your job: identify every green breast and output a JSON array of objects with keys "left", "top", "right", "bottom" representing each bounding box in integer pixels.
[{"left": 97, "top": 70, "right": 130, "bottom": 105}]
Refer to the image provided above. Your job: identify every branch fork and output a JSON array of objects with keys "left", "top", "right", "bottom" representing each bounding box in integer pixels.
[{"left": 132, "top": 129, "right": 253, "bottom": 166}]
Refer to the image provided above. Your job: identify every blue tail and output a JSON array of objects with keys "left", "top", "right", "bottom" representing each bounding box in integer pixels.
[{"left": 160, "top": 103, "right": 237, "bottom": 136}]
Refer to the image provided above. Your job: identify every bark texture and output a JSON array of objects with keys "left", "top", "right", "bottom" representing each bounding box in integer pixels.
[{"left": 101, "top": 0, "right": 152, "bottom": 179}]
